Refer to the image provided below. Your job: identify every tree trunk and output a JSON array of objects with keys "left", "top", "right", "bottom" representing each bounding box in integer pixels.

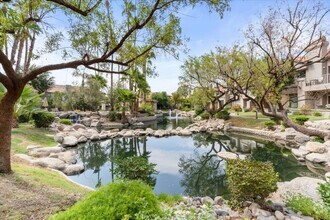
[{"left": 0, "top": 93, "right": 17, "bottom": 173}]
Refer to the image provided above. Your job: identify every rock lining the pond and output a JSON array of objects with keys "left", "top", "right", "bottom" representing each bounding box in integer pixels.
[
  {"left": 15, "top": 146, "right": 84, "bottom": 176},
  {"left": 168, "top": 190, "right": 315, "bottom": 220}
]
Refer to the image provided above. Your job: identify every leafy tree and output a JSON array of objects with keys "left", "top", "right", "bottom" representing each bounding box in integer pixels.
[
  {"left": 152, "top": 91, "right": 170, "bottom": 109},
  {"left": 30, "top": 72, "right": 55, "bottom": 94},
  {"left": 0, "top": 0, "right": 230, "bottom": 173}
]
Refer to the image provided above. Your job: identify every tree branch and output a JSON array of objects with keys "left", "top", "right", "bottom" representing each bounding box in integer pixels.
[
  {"left": 47, "top": 0, "right": 102, "bottom": 16},
  {"left": 0, "top": 50, "right": 18, "bottom": 83}
]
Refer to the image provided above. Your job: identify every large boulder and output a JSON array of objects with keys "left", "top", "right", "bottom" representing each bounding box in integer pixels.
[
  {"left": 78, "top": 135, "right": 88, "bottom": 143},
  {"left": 291, "top": 148, "right": 309, "bottom": 158},
  {"left": 90, "top": 119, "right": 101, "bottom": 127},
  {"left": 294, "top": 134, "right": 310, "bottom": 144},
  {"left": 268, "top": 177, "right": 325, "bottom": 205},
  {"left": 305, "top": 142, "right": 326, "bottom": 153},
  {"left": 72, "top": 123, "right": 86, "bottom": 130},
  {"left": 180, "top": 129, "right": 192, "bottom": 136},
  {"left": 32, "top": 158, "right": 66, "bottom": 171},
  {"left": 98, "top": 111, "right": 109, "bottom": 117},
  {"left": 123, "top": 130, "right": 134, "bottom": 137},
  {"left": 28, "top": 146, "right": 64, "bottom": 158},
  {"left": 54, "top": 133, "right": 64, "bottom": 143},
  {"left": 63, "top": 164, "right": 84, "bottom": 175},
  {"left": 154, "top": 130, "right": 166, "bottom": 137},
  {"left": 305, "top": 153, "right": 329, "bottom": 163},
  {"left": 62, "top": 136, "right": 78, "bottom": 147},
  {"left": 81, "top": 118, "right": 92, "bottom": 127}
]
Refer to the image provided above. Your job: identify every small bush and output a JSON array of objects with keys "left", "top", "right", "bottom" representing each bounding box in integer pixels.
[
  {"left": 300, "top": 104, "right": 311, "bottom": 115},
  {"left": 318, "top": 182, "right": 330, "bottom": 207},
  {"left": 200, "top": 111, "right": 209, "bottom": 120},
  {"left": 280, "top": 121, "right": 288, "bottom": 128},
  {"left": 292, "top": 111, "right": 302, "bottom": 116},
  {"left": 226, "top": 159, "right": 279, "bottom": 208},
  {"left": 231, "top": 104, "right": 242, "bottom": 114},
  {"left": 140, "top": 102, "right": 154, "bottom": 116},
  {"left": 313, "top": 111, "right": 323, "bottom": 117},
  {"left": 285, "top": 194, "right": 330, "bottom": 220},
  {"left": 264, "top": 121, "right": 276, "bottom": 130},
  {"left": 59, "top": 119, "right": 72, "bottom": 125},
  {"left": 31, "top": 111, "right": 55, "bottom": 128},
  {"left": 51, "top": 180, "right": 161, "bottom": 220},
  {"left": 270, "top": 117, "right": 281, "bottom": 125},
  {"left": 18, "top": 114, "right": 30, "bottom": 123},
  {"left": 157, "top": 193, "right": 183, "bottom": 206},
  {"left": 116, "top": 112, "right": 122, "bottom": 120},
  {"left": 194, "top": 107, "right": 204, "bottom": 116},
  {"left": 294, "top": 116, "right": 309, "bottom": 125},
  {"left": 243, "top": 108, "right": 250, "bottom": 112},
  {"left": 215, "top": 109, "right": 230, "bottom": 120},
  {"left": 108, "top": 111, "right": 117, "bottom": 122},
  {"left": 181, "top": 107, "right": 191, "bottom": 112}
]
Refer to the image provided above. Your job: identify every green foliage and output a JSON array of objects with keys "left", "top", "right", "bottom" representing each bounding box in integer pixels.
[
  {"left": 59, "top": 119, "right": 72, "bottom": 125},
  {"left": 300, "top": 104, "right": 311, "bottom": 115},
  {"left": 231, "top": 104, "right": 242, "bottom": 114},
  {"left": 285, "top": 194, "right": 330, "bottom": 220},
  {"left": 200, "top": 111, "right": 209, "bottom": 120},
  {"left": 140, "top": 102, "right": 154, "bottom": 116},
  {"left": 112, "top": 155, "right": 159, "bottom": 187},
  {"left": 51, "top": 180, "right": 161, "bottom": 220},
  {"left": 31, "top": 111, "right": 55, "bottom": 128},
  {"left": 280, "top": 121, "right": 288, "bottom": 128},
  {"left": 318, "top": 182, "right": 330, "bottom": 207},
  {"left": 215, "top": 109, "right": 230, "bottom": 120},
  {"left": 194, "top": 106, "right": 204, "bottom": 116},
  {"left": 311, "top": 136, "right": 324, "bottom": 143},
  {"left": 294, "top": 116, "right": 309, "bottom": 125},
  {"left": 270, "top": 117, "right": 281, "bottom": 125},
  {"left": 264, "top": 120, "right": 276, "bottom": 130},
  {"left": 226, "top": 159, "right": 279, "bottom": 208},
  {"left": 292, "top": 111, "right": 302, "bottom": 116},
  {"left": 108, "top": 111, "right": 117, "bottom": 122},
  {"left": 31, "top": 71, "right": 55, "bottom": 94},
  {"left": 313, "top": 111, "right": 323, "bottom": 117},
  {"left": 152, "top": 92, "right": 170, "bottom": 109},
  {"left": 18, "top": 114, "right": 30, "bottom": 123},
  {"left": 157, "top": 193, "right": 183, "bottom": 206},
  {"left": 244, "top": 108, "right": 250, "bottom": 112},
  {"left": 180, "top": 106, "right": 191, "bottom": 112}
]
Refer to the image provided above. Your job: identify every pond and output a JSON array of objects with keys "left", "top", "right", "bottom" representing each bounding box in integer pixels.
[{"left": 68, "top": 132, "right": 321, "bottom": 198}]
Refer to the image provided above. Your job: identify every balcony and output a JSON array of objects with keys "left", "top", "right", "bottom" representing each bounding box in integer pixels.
[{"left": 304, "top": 74, "right": 330, "bottom": 91}]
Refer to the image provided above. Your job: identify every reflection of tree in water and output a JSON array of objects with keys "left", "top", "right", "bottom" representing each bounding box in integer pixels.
[
  {"left": 76, "top": 141, "right": 112, "bottom": 187},
  {"left": 250, "top": 142, "right": 320, "bottom": 181},
  {"left": 178, "top": 133, "right": 230, "bottom": 198}
]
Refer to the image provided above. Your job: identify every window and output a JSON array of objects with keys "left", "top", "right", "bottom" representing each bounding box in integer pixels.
[
  {"left": 297, "top": 71, "right": 306, "bottom": 78},
  {"left": 328, "top": 66, "right": 330, "bottom": 74}
]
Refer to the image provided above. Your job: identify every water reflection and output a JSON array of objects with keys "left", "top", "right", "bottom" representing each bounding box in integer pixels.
[{"left": 68, "top": 133, "right": 320, "bottom": 197}]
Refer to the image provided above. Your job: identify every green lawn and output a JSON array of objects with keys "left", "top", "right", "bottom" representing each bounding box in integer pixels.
[{"left": 11, "top": 123, "right": 57, "bottom": 154}]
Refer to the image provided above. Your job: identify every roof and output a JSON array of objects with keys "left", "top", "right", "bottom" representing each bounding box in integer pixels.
[{"left": 47, "top": 85, "right": 73, "bottom": 93}]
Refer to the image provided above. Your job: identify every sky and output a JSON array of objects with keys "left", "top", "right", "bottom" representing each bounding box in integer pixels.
[{"left": 49, "top": 0, "right": 330, "bottom": 94}]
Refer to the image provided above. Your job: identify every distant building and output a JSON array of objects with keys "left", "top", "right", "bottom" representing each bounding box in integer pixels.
[{"left": 46, "top": 85, "right": 74, "bottom": 96}]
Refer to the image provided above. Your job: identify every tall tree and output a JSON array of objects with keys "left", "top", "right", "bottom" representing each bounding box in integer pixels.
[
  {"left": 224, "top": 1, "right": 330, "bottom": 137},
  {"left": 0, "top": 0, "right": 230, "bottom": 173},
  {"left": 30, "top": 72, "right": 55, "bottom": 94}
]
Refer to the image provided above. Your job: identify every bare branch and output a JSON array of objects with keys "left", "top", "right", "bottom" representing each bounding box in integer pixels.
[{"left": 47, "top": 0, "right": 102, "bottom": 16}]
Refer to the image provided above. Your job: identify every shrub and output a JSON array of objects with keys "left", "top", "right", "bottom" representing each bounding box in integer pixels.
[
  {"left": 231, "top": 104, "right": 242, "bottom": 114},
  {"left": 313, "top": 111, "right": 323, "bottom": 117},
  {"left": 318, "top": 182, "right": 330, "bottom": 207},
  {"left": 280, "top": 121, "right": 288, "bottom": 128},
  {"left": 264, "top": 121, "right": 276, "bottom": 130},
  {"left": 285, "top": 194, "right": 330, "bottom": 220},
  {"left": 18, "top": 113, "right": 30, "bottom": 123},
  {"left": 140, "top": 102, "right": 154, "bottom": 116},
  {"left": 312, "top": 136, "right": 324, "bottom": 143},
  {"left": 31, "top": 111, "right": 55, "bottom": 128},
  {"left": 108, "top": 111, "right": 117, "bottom": 122},
  {"left": 226, "top": 159, "right": 279, "bottom": 208},
  {"left": 215, "top": 109, "right": 230, "bottom": 120},
  {"left": 243, "top": 108, "right": 250, "bottom": 112},
  {"left": 300, "top": 104, "right": 311, "bottom": 115},
  {"left": 200, "top": 111, "right": 209, "bottom": 120},
  {"left": 112, "top": 155, "right": 158, "bottom": 187},
  {"left": 292, "top": 111, "right": 302, "bottom": 116},
  {"left": 270, "top": 117, "right": 281, "bottom": 125},
  {"left": 294, "top": 116, "right": 309, "bottom": 125},
  {"left": 157, "top": 193, "right": 183, "bottom": 206},
  {"left": 50, "top": 180, "right": 161, "bottom": 220},
  {"left": 116, "top": 112, "right": 122, "bottom": 120},
  {"left": 59, "top": 119, "right": 72, "bottom": 125},
  {"left": 194, "top": 107, "right": 204, "bottom": 116}
]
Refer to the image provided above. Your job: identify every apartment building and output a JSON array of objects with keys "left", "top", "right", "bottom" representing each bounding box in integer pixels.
[{"left": 283, "top": 39, "right": 330, "bottom": 109}]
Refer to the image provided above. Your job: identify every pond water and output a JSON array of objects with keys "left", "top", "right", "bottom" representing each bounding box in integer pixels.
[
  {"left": 139, "top": 117, "right": 193, "bottom": 130},
  {"left": 68, "top": 132, "right": 321, "bottom": 198}
]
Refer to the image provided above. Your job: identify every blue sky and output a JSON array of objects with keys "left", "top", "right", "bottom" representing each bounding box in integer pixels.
[{"left": 148, "top": 0, "right": 283, "bottom": 93}]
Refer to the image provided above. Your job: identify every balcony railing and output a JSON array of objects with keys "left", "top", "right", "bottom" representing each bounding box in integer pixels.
[{"left": 305, "top": 74, "right": 330, "bottom": 86}]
